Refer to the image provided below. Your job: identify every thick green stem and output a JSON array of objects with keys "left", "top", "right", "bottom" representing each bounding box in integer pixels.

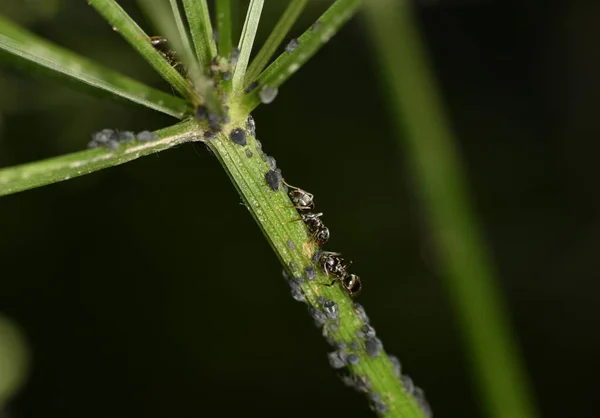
[
  {"left": 364, "top": 2, "right": 538, "bottom": 418},
  {"left": 206, "top": 119, "right": 427, "bottom": 418}
]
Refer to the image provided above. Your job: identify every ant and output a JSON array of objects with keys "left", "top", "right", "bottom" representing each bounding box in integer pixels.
[
  {"left": 149, "top": 36, "right": 187, "bottom": 77},
  {"left": 317, "top": 251, "right": 362, "bottom": 298}
]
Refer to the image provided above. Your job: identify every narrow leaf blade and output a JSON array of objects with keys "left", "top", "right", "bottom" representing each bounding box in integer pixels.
[
  {"left": 0, "top": 14, "right": 189, "bottom": 118},
  {"left": 0, "top": 121, "right": 201, "bottom": 197},
  {"left": 231, "top": 0, "right": 264, "bottom": 94}
]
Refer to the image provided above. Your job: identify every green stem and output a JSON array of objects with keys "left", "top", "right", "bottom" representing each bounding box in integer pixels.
[
  {"left": 231, "top": 0, "right": 264, "bottom": 94},
  {"left": 206, "top": 118, "right": 427, "bottom": 418},
  {"left": 182, "top": 0, "right": 217, "bottom": 68},
  {"left": 364, "top": 2, "right": 538, "bottom": 418}
]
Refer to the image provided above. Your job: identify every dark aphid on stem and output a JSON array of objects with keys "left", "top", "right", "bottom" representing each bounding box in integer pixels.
[
  {"left": 245, "top": 81, "right": 259, "bottom": 94},
  {"left": 265, "top": 169, "right": 282, "bottom": 191},
  {"left": 229, "top": 128, "right": 247, "bottom": 146},
  {"left": 401, "top": 374, "right": 415, "bottom": 395},
  {"left": 285, "top": 38, "right": 299, "bottom": 52},
  {"left": 362, "top": 324, "right": 376, "bottom": 339},
  {"left": 354, "top": 302, "right": 370, "bottom": 324},
  {"left": 267, "top": 155, "right": 277, "bottom": 170},
  {"left": 327, "top": 351, "right": 346, "bottom": 369},
  {"left": 346, "top": 353, "right": 360, "bottom": 365},
  {"left": 414, "top": 387, "right": 433, "bottom": 418},
  {"left": 245, "top": 148, "right": 253, "bottom": 158},
  {"left": 137, "top": 130, "right": 159, "bottom": 142},
  {"left": 369, "top": 393, "right": 389, "bottom": 415},
  {"left": 308, "top": 306, "right": 327, "bottom": 326},
  {"left": 287, "top": 280, "right": 306, "bottom": 303},
  {"left": 117, "top": 131, "right": 135, "bottom": 143},
  {"left": 304, "top": 266, "right": 316, "bottom": 281},
  {"left": 389, "top": 355, "right": 402, "bottom": 379},
  {"left": 322, "top": 299, "right": 339, "bottom": 321},
  {"left": 287, "top": 239, "right": 295, "bottom": 250},
  {"left": 365, "top": 337, "right": 383, "bottom": 358}
]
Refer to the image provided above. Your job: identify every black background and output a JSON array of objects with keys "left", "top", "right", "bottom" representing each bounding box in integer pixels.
[{"left": 0, "top": 1, "right": 598, "bottom": 417}]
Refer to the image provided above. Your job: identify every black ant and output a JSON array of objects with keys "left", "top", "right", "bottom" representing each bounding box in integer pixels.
[
  {"left": 317, "top": 251, "right": 362, "bottom": 298},
  {"left": 149, "top": 36, "right": 187, "bottom": 77}
]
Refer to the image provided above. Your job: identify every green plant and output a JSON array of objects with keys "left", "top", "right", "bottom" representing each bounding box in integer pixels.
[{"left": 0, "top": 1, "right": 538, "bottom": 417}]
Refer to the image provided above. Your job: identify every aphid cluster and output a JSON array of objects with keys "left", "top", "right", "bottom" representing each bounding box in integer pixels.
[{"left": 87, "top": 129, "right": 158, "bottom": 150}]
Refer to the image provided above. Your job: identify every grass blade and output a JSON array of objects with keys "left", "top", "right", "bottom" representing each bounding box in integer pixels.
[
  {"left": 0, "top": 120, "right": 201, "bottom": 197},
  {"left": 364, "top": 1, "right": 539, "bottom": 418},
  {"left": 231, "top": 0, "right": 264, "bottom": 94},
  {"left": 215, "top": 0, "right": 232, "bottom": 58},
  {"left": 239, "top": 0, "right": 361, "bottom": 113},
  {"left": 88, "top": 0, "right": 196, "bottom": 103},
  {"left": 0, "top": 14, "right": 189, "bottom": 119},
  {"left": 245, "top": 0, "right": 308, "bottom": 86},
  {"left": 182, "top": 0, "right": 217, "bottom": 68}
]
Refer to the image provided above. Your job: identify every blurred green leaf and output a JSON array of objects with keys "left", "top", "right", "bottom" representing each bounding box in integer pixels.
[{"left": 0, "top": 315, "right": 29, "bottom": 408}]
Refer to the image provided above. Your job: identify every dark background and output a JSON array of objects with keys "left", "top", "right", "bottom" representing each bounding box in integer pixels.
[{"left": 1, "top": 0, "right": 598, "bottom": 417}]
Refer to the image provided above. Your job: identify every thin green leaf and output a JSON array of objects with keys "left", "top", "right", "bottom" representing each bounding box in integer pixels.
[
  {"left": 0, "top": 120, "right": 201, "bottom": 197},
  {"left": 182, "top": 0, "right": 217, "bottom": 67},
  {"left": 231, "top": 0, "right": 264, "bottom": 94},
  {"left": 240, "top": 0, "right": 361, "bottom": 113},
  {"left": 215, "top": 0, "right": 232, "bottom": 58},
  {"left": 0, "top": 14, "right": 189, "bottom": 119},
  {"left": 364, "top": 1, "right": 539, "bottom": 418},
  {"left": 88, "top": 0, "right": 197, "bottom": 103},
  {"left": 245, "top": 0, "right": 308, "bottom": 86},
  {"left": 137, "top": 0, "right": 222, "bottom": 115}
]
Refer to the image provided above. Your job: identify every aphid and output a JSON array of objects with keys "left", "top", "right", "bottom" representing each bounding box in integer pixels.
[
  {"left": 107, "top": 139, "right": 120, "bottom": 150},
  {"left": 414, "top": 388, "right": 433, "bottom": 418},
  {"left": 267, "top": 155, "right": 277, "bottom": 170},
  {"left": 362, "top": 324, "right": 376, "bottom": 339},
  {"left": 293, "top": 276, "right": 305, "bottom": 284},
  {"left": 265, "top": 169, "right": 282, "bottom": 191},
  {"left": 308, "top": 306, "right": 328, "bottom": 326},
  {"left": 150, "top": 36, "right": 186, "bottom": 76},
  {"left": 117, "top": 131, "right": 135, "bottom": 143},
  {"left": 388, "top": 355, "right": 402, "bottom": 379},
  {"left": 350, "top": 340, "right": 360, "bottom": 351},
  {"left": 327, "top": 351, "right": 346, "bottom": 369},
  {"left": 222, "top": 71, "right": 232, "bottom": 81},
  {"left": 304, "top": 266, "right": 316, "bottom": 281},
  {"left": 311, "top": 249, "right": 321, "bottom": 264},
  {"left": 230, "top": 47, "right": 240, "bottom": 66},
  {"left": 289, "top": 261, "right": 297, "bottom": 272},
  {"left": 288, "top": 280, "right": 306, "bottom": 303},
  {"left": 365, "top": 337, "right": 383, "bottom": 358},
  {"left": 285, "top": 38, "right": 299, "bottom": 52},
  {"left": 369, "top": 393, "right": 389, "bottom": 415},
  {"left": 346, "top": 354, "right": 360, "bottom": 365},
  {"left": 212, "top": 29, "right": 218, "bottom": 41},
  {"left": 401, "top": 374, "right": 415, "bottom": 395},
  {"left": 246, "top": 115, "right": 256, "bottom": 137},
  {"left": 354, "top": 302, "right": 370, "bottom": 324},
  {"left": 137, "top": 130, "right": 158, "bottom": 142},
  {"left": 259, "top": 85, "right": 278, "bottom": 104},
  {"left": 195, "top": 106, "right": 208, "bottom": 120},
  {"left": 87, "top": 140, "right": 99, "bottom": 149},
  {"left": 208, "top": 112, "right": 221, "bottom": 132},
  {"left": 229, "top": 128, "right": 247, "bottom": 146},
  {"left": 328, "top": 321, "right": 339, "bottom": 334},
  {"left": 337, "top": 341, "right": 347, "bottom": 350},
  {"left": 312, "top": 21, "right": 322, "bottom": 33},
  {"left": 281, "top": 269, "right": 291, "bottom": 280},
  {"left": 287, "top": 239, "right": 295, "bottom": 250},
  {"left": 322, "top": 299, "right": 339, "bottom": 321},
  {"left": 204, "top": 131, "right": 216, "bottom": 140},
  {"left": 245, "top": 148, "right": 253, "bottom": 158},
  {"left": 245, "top": 81, "right": 259, "bottom": 93}
]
